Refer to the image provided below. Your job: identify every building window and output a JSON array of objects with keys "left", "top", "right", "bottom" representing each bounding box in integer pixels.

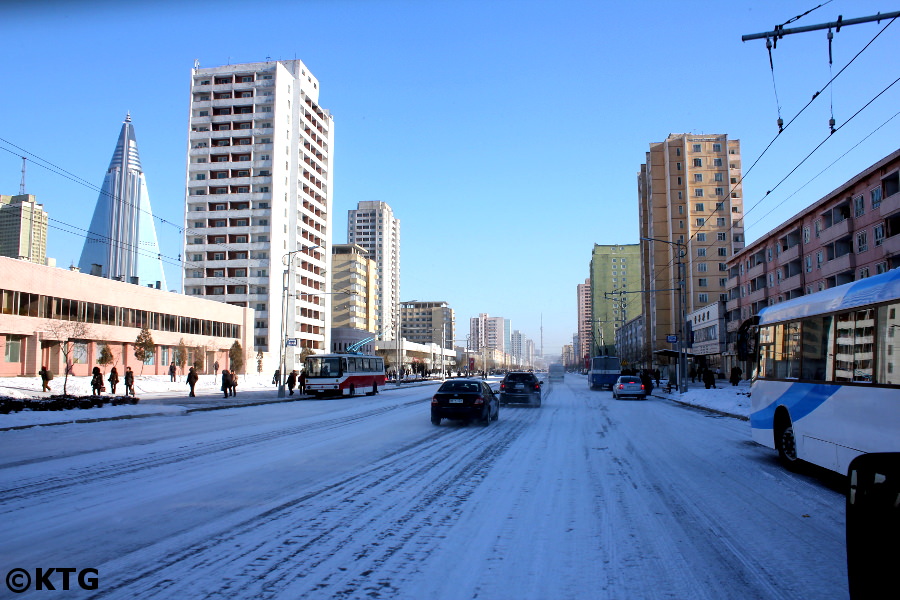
[
  {"left": 698, "top": 293, "right": 709, "bottom": 303},
  {"left": 678, "top": 205, "right": 684, "bottom": 214},
  {"left": 695, "top": 203, "right": 705, "bottom": 211},
  {"left": 715, "top": 188, "right": 724, "bottom": 196},
  {"left": 695, "top": 174, "right": 703, "bottom": 183},
  {"left": 815, "top": 219, "right": 821, "bottom": 237},
  {"left": 697, "top": 233, "right": 706, "bottom": 241},
  {"left": 717, "top": 218, "right": 726, "bottom": 227},
  {"left": 857, "top": 231, "right": 868, "bottom": 252},
  {"left": 677, "top": 176, "right": 682, "bottom": 185},
  {"left": 693, "top": 158, "right": 702, "bottom": 167},
  {"left": 859, "top": 267, "right": 870, "bottom": 279},
  {"left": 854, "top": 195, "right": 865, "bottom": 217},
  {"left": 4, "top": 335, "right": 23, "bottom": 362},
  {"left": 806, "top": 256, "right": 813, "bottom": 272},
  {"left": 697, "top": 263, "right": 708, "bottom": 272},
  {"left": 875, "top": 223, "right": 885, "bottom": 246},
  {"left": 695, "top": 189, "right": 704, "bottom": 197},
  {"left": 872, "top": 187, "right": 882, "bottom": 208},
  {"left": 717, "top": 232, "right": 726, "bottom": 241},
  {"left": 719, "top": 263, "right": 728, "bottom": 271},
  {"left": 693, "top": 144, "right": 701, "bottom": 152},
  {"left": 803, "top": 226, "right": 810, "bottom": 243},
  {"left": 713, "top": 143, "right": 722, "bottom": 152},
  {"left": 696, "top": 218, "right": 705, "bottom": 226},
  {"left": 876, "top": 261, "right": 889, "bottom": 274},
  {"left": 718, "top": 247, "right": 727, "bottom": 256},
  {"left": 816, "top": 251, "right": 823, "bottom": 268},
  {"left": 697, "top": 248, "right": 707, "bottom": 257},
  {"left": 714, "top": 172, "right": 723, "bottom": 181},
  {"left": 676, "top": 162, "right": 682, "bottom": 171}
]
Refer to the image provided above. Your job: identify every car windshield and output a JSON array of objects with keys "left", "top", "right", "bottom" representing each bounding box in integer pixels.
[
  {"left": 305, "top": 357, "right": 342, "bottom": 377},
  {"left": 505, "top": 373, "right": 535, "bottom": 383},
  {"left": 438, "top": 381, "right": 481, "bottom": 393}
]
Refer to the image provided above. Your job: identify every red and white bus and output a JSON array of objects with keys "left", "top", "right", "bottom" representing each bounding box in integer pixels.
[{"left": 304, "top": 353, "right": 386, "bottom": 398}]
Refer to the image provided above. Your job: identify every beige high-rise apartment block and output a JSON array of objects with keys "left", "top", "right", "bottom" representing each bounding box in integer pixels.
[
  {"left": 330, "top": 244, "right": 378, "bottom": 332},
  {"left": 0, "top": 194, "right": 48, "bottom": 264},
  {"left": 183, "top": 59, "right": 333, "bottom": 374},
  {"left": 638, "top": 134, "right": 745, "bottom": 360},
  {"left": 347, "top": 201, "right": 400, "bottom": 341}
]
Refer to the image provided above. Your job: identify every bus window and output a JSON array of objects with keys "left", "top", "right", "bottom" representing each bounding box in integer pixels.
[
  {"left": 836, "top": 309, "right": 875, "bottom": 383},
  {"left": 801, "top": 315, "right": 833, "bottom": 381},
  {"left": 876, "top": 302, "right": 900, "bottom": 385}
]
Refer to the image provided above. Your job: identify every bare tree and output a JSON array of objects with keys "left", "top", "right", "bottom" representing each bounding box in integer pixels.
[
  {"left": 134, "top": 327, "right": 156, "bottom": 376},
  {"left": 42, "top": 319, "right": 94, "bottom": 396}
]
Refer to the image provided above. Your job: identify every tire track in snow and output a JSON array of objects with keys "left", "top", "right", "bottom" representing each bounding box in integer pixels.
[
  {"left": 84, "top": 408, "right": 534, "bottom": 599},
  {"left": 0, "top": 398, "right": 425, "bottom": 506}
]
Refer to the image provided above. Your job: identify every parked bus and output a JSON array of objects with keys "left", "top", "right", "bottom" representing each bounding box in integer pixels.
[
  {"left": 750, "top": 268, "right": 900, "bottom": 474},
  {"left": 588, "top": 356, "right": 621, "bottom": 390},
  {"left": 548, "top": 363, "right": 565, "bottom": 381},
  {"left": 304, "top": 353, "right": 386, "bottom": 398}
]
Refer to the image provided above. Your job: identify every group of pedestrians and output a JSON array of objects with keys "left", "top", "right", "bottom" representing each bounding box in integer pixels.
[
  {"left": 220, "top": 369, "right": 238, "bottom": 397},
  {"left": 86, "top": 366, "right": 134, "bottom": 396}
]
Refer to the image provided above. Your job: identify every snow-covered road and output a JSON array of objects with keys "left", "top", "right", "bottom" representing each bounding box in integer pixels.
[{"left": 0, "top": 375, "right": 848, "bottom": 599}]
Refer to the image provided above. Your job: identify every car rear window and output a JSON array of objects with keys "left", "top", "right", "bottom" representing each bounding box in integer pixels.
[
  {"left": 439, "top": 381, "right": 480, "bottom": 393},
  {"left": 619, "top": 377, "right": 641, "bottom": 383},
  {"left": 505, "top": 373, "right": 535, "bottom": 383}
]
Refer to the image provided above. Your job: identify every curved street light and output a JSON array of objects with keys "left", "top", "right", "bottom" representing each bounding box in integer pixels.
[{"left": 278, "top": 244, "right": 320, "bottom": 397}]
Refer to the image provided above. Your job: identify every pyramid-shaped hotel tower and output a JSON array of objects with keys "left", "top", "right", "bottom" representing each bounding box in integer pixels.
[{"left": 78, "top": 114, "right": 167, "bottom": 290}]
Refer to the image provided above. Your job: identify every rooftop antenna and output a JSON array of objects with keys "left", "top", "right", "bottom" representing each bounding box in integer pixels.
[{"left": 19, "top": 157, "right": 26, "bottom": 194}]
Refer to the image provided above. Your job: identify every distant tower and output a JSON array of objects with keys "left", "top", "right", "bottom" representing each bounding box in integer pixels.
[{"left": 79, "top": 114, "right": 167, "bottom": 289}]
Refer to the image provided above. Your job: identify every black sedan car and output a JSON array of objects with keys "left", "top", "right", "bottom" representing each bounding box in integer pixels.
[
  {"left": 431, "top": 379, "right": 499, "bottom": 426},
  {"left": 499, "top": 371, "right": 542, "bottom": 407}
]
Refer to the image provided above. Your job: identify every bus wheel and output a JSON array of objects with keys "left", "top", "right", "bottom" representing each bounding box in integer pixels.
[
  {"left": 349, "top": 384, "right": 356, "bottom": 397},
  {"left": 775, "top": 416, "right": 800, "bottom": 471}
]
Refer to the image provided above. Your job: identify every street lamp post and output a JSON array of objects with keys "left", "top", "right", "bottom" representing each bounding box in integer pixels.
[
  {"left": 641, "top": 237, "right": 688, "bottom": 393},
  {"left": 278, "top": 244, "right": 319, "bottom": 398}
]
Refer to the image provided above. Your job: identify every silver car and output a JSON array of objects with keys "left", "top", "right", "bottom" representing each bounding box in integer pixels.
[{"left": 611, "top": 376, "right": 647, "bottom": 400}]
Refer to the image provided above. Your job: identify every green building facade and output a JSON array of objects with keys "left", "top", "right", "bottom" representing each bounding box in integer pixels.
[{"left": 589, "top": 244, "right": 642, "bottom": 357}]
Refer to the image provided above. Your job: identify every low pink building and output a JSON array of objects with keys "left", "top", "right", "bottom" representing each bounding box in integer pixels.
[
  {"left": 724, "top": 148, "right": 900, "bottom": 371},
  {"left": 0, "top": 257, "right": 254, "bottom": 378}
]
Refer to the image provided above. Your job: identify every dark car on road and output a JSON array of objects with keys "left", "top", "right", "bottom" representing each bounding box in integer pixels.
[
  {"left": 499, "top": 371, "right": 542, "bottom": 407},
  {"left": 431, "top": 379, "right": 499, "bottom": 426},
  {"left": 611, "top": 376, "right": 647, "bottom": 400}
]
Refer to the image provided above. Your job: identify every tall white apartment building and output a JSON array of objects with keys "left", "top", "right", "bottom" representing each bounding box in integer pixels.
[
  {"left": 347, "top": 201, "right": 400, "bottom": 340},
  {"left": 183, "top": 59, "right": 333, "bottom": 374}
]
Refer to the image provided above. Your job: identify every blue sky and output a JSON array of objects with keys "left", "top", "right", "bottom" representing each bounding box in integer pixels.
[{"left": 2, "top": 0, "right": 898, "bottom": 354}]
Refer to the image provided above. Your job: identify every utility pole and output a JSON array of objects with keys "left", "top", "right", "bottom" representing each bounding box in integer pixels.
[{"left": 742, "top": 11, "right": 900, "bottom": 42}]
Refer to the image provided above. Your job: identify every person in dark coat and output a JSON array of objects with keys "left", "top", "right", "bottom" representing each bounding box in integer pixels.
[
  {"left": 287, "top": 370, "right": 298, "bottom": 395},
  {"left": 39, "top": 365, "right": 52, "bottom": 392},
  {"left": 124, "top": 367, "right": 135, "bottom": 397},
  {"left": 229, "top": 370, "right": 238, "bottom": 396},
  {"left": 91, "top": 366, "right": 103, "bottom": 395},
  {"left": 272, "top": 369, "right": 281, "bottom": 385},
  {"left": 221, "top": 369, "right": 232, "bottom": 398},
  {"left": 169, "top": 362, "right": 177, "bottom": 382},
  {"left": 298, "top": 370, "right": 306, "bottom": 395},
  {"left": 653, "top": 368, "right": 661, "bottom": 387},
  {"left": 689, "top": 364, "right": 697, "bottom": 383},
  {"left": 108, "top": 367, "right": 120, "bottom": 394},
  {"left": 703, "top": 368, "right": 716, "bottom": 389},
  {"left": 187, "top": 366, "right": 199, "bottom": 397},
  {"left": 640, "top": 370, "right": 654, "bottom": 397},
  {"left": 729, "top": 366, "right": 743, "bottom": 386}
]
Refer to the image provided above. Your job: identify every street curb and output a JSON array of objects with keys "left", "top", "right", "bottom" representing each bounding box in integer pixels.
[{"left": 652, "top": 392, "right": 749, "bottom": 421}]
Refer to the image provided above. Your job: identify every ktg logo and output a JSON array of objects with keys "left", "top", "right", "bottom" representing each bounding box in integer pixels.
[{"left": 6, "top": 568, "right": 99, "bottom": 593}]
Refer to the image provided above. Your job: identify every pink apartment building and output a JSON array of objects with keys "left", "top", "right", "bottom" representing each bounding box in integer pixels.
[{"left": 725, "top": 148, "right": 900, "bottom": 371}]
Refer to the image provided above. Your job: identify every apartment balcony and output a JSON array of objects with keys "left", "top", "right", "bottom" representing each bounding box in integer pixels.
[
  {"left": 746, "top": 286, "right": 766, "bottom": 305},
  {"left": 779, "top": 273, "right": 801, "bottom": 292},
  {"left": 778, "top": 244, "right": 800, "bottom": 263},
  {"left": 880, "top": 191, "right": 900, "bottom": 218},
  {"left": 746, "top": 261, "right": 765, "bottom": 280},
  {"left": 726, "top": 297, "right": 740, "bottom": 313},
  {"left": 818, "top": 217, "right": 851, "bottom": 245},
  {"left": 882, "top": 231, "right": 900, "bottom": 255},
  {"left": 820, "top": 252, "right": 854, "bottom": 279}
]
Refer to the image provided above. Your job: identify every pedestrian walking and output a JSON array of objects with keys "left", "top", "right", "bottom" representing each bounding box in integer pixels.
[
  {"left": 703, "top": 368, "right": 716, "bottom": 390},
  {"left": 187, "top": 366, "right": 199, "bottom": 397},
  {"left": 287, "top": 370, "right": 297, "bottom": 395},
  {"left": 108, "top": 367, "right": 120, "bottom": 394},
  {"left": 689, "top": 364, "right": 697, "bottom": 383},
  {"left": 38, "top": 365, "right": 53, "bottom": 392},
  {"left": 91, "top": 366, "right": 103, "bottom": 395},
  {"left": 124, "top": 367, "right": 135, "bottom": 397},
  {"left": 729, "top": 366, "right": 743, "bottom": 386},
  {"left": 653, "top": 368, "right": 661, "bottom": 387},
  {"left": 272, "top": 369, "right": 281, "bottom": 386},
  {"left": 229, "top": 371, "right": 238, "bottom": 396},
  {"left": 298, "top": 370, "right": 306, "bottom": 395},
  {"left": 214, "top": 361, "right": 220, "bottom": 374},
  {"left": 169, "top": 362, "right": 177, "bottom": 382},
  {"left": 221, "top": 369, "right": 232, "bottom": 398}
]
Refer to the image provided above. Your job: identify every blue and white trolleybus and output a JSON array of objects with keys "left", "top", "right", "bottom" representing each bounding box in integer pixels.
[{"left": 750, "top": 268, "right": 900, "bottom": 474}]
